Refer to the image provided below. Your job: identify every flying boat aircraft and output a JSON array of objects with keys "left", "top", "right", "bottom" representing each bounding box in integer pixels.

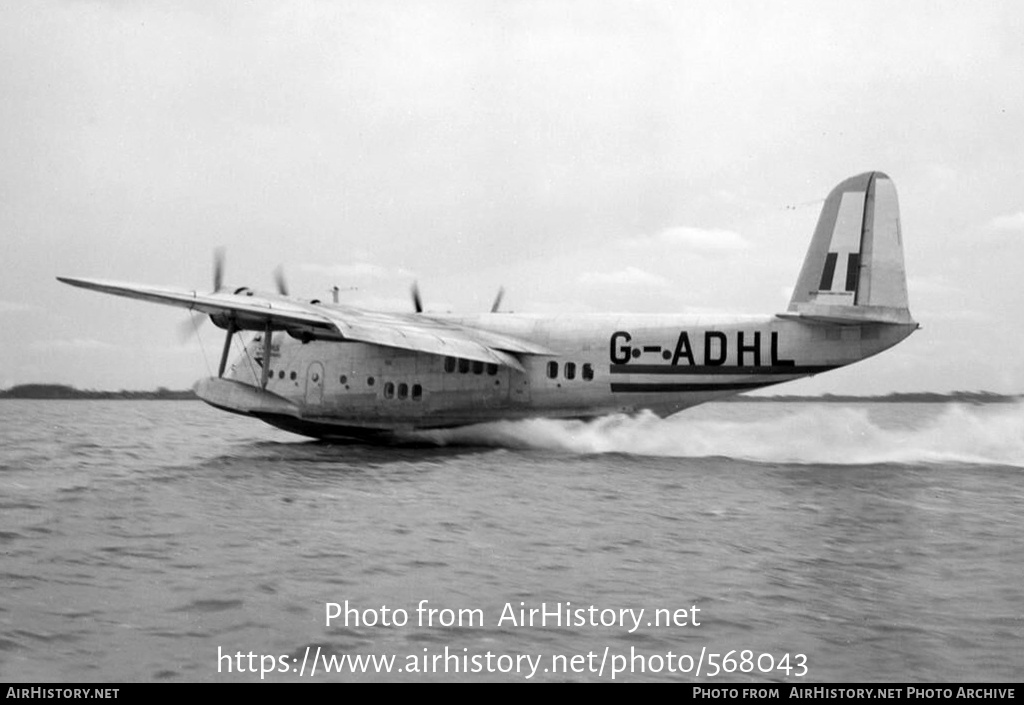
[{"left": 59, "top": 172, "right": 917, "bottom": 441}]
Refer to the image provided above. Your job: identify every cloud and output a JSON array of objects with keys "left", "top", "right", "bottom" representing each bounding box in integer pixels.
[
  {"left": 30, "top": 338, "right": 121, "bottom": 352},
  {"left": 656, "top": 227, "right": 750, "bottom": 251},
  {"left": 922, "top": 164, "right": 959, "bottom": 192},
  {"left": 298, "top": 262, "right": 391, "bottom": 279},
  {"left": 911, "top": 308, "right": 992, "bottom": 324},
  {"left": 578, "top": 267, "right": 671, "bottom": 288},
  {"left": 624, "top": 227, "right": 751, "bottom": 254},
  {"left": 0, "top": 300, "right": 36, "bottom": 314},
  {"left": 986, "top": 211, "right": 1024, "bottom": 231},
  {"left": 906, "top": 276, "right": 960, "bottom": 296},
  {"left": 298, "top": 262, "right": 417, "bottom": 282}
]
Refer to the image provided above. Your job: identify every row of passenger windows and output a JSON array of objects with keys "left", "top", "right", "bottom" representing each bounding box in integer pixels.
[
  {"left": 271, "top": 360, "right": 595, "bottom": 387},
  {"left": 383, "top": 382, "right": 423, "bottom": 401},
  {"left": 548, "top": 361, "right": 595, "bottom": 381},
  {"left": 443, "top": 357, "right": 499, "bottom": 376}
]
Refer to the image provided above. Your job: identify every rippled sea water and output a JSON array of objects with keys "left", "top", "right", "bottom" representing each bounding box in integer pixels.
[{"left": 1, "top": 400, "right": 1022, "bottom": 682}]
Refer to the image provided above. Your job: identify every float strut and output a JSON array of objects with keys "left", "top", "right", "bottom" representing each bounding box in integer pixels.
[
  {"left": 217, "top": 320, "right": 237, "bottom": 378},
  {"left": 260, "top": 319, "right": 272, "bottom": 389}
]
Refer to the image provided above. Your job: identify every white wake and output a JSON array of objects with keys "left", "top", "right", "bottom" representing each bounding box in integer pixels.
[{"left": 413, "top": 403, "right": 1024, "bottom": 466}]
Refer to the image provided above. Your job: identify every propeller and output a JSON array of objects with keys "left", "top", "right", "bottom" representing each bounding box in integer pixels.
[
  {"left": 274, "top": 265, "right": 289, "bottom": 296},
  {"left": 490, "top": 286, "right": 505, "bottom": 313},
  {"left": 178, "top": 249, "right": 227, "bottom": 342},
  {"left": 213, "top": 246, "right": 225, "bottom": 292},
  {"left": 177, "top": 311, "right": 208, "bottom": 343},
  {"left": 411, "top": 281, "right": 423, "bottom": 313},
  {"left": 408, "top": 282, "right": 506, "bottom": 314}
]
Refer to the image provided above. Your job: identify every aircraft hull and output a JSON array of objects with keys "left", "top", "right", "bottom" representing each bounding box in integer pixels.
[{"left": 195, "top": 315, "right": 917, "bottom": 440}]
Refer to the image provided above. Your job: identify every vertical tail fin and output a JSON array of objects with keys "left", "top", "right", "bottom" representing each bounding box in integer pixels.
[{"left": 787, "top": 171, "right": 914, "bottom": 324}]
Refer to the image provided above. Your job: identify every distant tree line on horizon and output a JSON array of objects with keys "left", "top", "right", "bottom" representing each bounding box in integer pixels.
[
  {"left": 0, "top": 383, "right": 1019, "bottom": 403},
  {"left": 0, "top": 384, "right": 196, "bottom": 400},
  {"left": 728, "top": 390, "right": 1022, "bottom": 404}
]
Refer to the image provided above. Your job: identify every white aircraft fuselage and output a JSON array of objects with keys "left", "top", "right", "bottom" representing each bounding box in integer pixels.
[
  {"left": 199, "top": 312, "right": 916, "bottom": 440},
  {"left": 60, "top": 171, "right": 918, "bottom": 442}
]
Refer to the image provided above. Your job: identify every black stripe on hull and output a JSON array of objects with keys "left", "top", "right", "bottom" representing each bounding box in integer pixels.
[
  {"left": 609, "top": 365, "right": 837, "bottom": 375},
  {"left": 610, "top": 382, "right": 775, "bottom": 393}
]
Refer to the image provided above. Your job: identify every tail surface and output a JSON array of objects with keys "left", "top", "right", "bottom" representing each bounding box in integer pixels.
[{"left": 787, "top": 172, "right": 914, "bottom": 325}]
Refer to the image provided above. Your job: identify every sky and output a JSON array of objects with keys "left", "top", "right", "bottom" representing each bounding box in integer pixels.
[{"left": 2, "top": 1, "right": 1022, "bottom": 395}]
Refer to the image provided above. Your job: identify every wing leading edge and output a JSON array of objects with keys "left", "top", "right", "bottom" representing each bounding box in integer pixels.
[{"left": 57, "top": 276, "right": 550, "bottom": 371}]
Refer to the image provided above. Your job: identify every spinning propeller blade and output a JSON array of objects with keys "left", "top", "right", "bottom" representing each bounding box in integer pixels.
[
  {"left": 181, "top": 248, "right": 227, "bottom": 341},
  {"left": 274, "top": 265, "right": 289, "bottom": 296},
  {"left": 213, "top": 247, "right": 225, "bottom": 292},
  {"left": 411, "top": 282, "right": 423, "bottom": 313},
  {"left": 490, "top": 286, "right": 505, "bottom": 313}
]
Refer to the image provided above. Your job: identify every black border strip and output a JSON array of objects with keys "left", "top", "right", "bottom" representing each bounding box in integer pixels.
[
  {"left": 609, "top": 365, "right": 836, "bottom": 375},
  {"left": 610, "top": 382, "right": 769, "bottom": 393}
]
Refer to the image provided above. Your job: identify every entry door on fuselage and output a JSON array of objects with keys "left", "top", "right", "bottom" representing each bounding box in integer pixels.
[
  {"left": 509, "top": 367, "right": 530, "bottom": 404},
  {"left": 305, "top": 362, "right": 325, "bottom": 406}
]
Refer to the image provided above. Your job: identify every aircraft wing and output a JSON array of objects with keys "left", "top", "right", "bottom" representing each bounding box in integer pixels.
[
  {"left": 57, "top": 277, "right": 546, "bottom": 371},
  {"left": 57, "top": 277, "right": 333, "bottom": 328}
]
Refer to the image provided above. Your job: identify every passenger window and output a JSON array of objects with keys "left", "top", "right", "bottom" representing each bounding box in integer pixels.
[
  {"left": 367, "top": 376, "right": 375, "bottom": 386},
  {"left": 398, "top": 383, "right": 408, "bottom": 399},
  {"left": 444, "top": 357, "right": 456, "bottom": 373},
  {"left": 279, "top": 370, "right": 284, "bottom": 379},
  {"left": 547, "top": 361, "right": 558, "bottom": 379},
  {"left": 412, "top": 384, "right": 422, "bottom": 400},
  {"left": 565, "top": 362, "right": 576, "bottom": 380},
  {"left": 384, "top": 382, "right": 395, "bottom": 399},
  {"left": 458, "top": 358, "right": 470, "bottom": 374},
  {"left": 290, "top": 371, "right": 297, "bottom": 381},
  {"left": 486, "top": 363, "right": 498, "bottom": 376},
  {"left": 340, "top": 375, "right": 347, "bottom": 384},
  {"left": 472, "top": 361, "right": 484, "bottom": 375},
  {"left": 582, "top": 363, "right": 594, "bottom": 381}
]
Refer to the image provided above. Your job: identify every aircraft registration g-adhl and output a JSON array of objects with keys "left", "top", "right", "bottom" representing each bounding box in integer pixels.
[{"left": 59, "top": 172, "right": 917, "bottom": 441}]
